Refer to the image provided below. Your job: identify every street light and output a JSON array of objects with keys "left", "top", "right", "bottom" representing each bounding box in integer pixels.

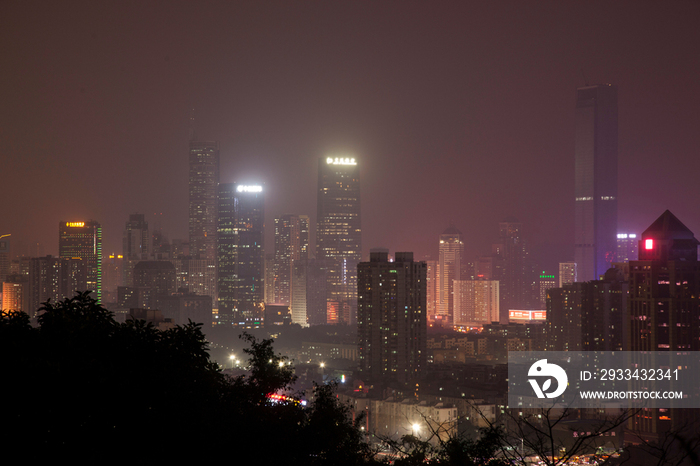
[
  {"left": 412, "top": 423, "right": 420, "bottom": 437},
  {"left": 229, "top": 355, "right": 235, "bottom": 369}
]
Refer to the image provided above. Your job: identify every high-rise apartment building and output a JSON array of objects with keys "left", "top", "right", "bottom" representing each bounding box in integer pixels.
[
  {"left": 425, "top": 259, "right": 439, "bottom": 324},
  {"left": 316, "top": 156, "right": 361, "bottom": 325},
  {"left": 188, "top": 140, "right": 219, "bottom": 260},
  {"left": 217, "top": 183, "right": 265, "bottom": 325},
  {"left": 538, "top": 271, "right": 556, "bottom": 310},
  {"left": 574, "top": 84, "right": 618, "bottom": 281},
  {"left": 438, "top": 225, "right": 463, "bottom": 325},
  {"left": 273, "top": 214, "right": 309, "bottom": 306},
  {"left": 59, "top": 221, "right": 102, "bottom": 302},
  {"left": 453, "top": 279, "right": 499, "bottom": 327},
  {"left": 358, "top": 251, "right": 426, "bottom": 384},
  {"left": 558, "top": 262, "right": 577, "bottom": 287},
  {"left": 546, "top": 268, "right": 627, "bottom": 352}
]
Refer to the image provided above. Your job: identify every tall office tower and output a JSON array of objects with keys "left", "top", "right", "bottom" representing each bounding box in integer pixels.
[
  {"left": 574, "top": 84, "right": 618, "bottom": 281},
  {"left": 59, "top": 221, "right": 102, "bottom": 302},
  {"left": 627, "top": 210, "right": 700, "bottom": 438},
  {"left": 188, "top": 140, "right": 219, "bottom": 260},
  {"left": 558, "top": 262, "right": 577, "bottom": 287},
  {"left": 438, "top": 225, "right": 463, "bottom": 325},
  {"left": 425, "top": 259, "right": 439, "bottom": 324},
  {"left": 629, "top": 211, "right": 700, "bottom": 352},
  {"left": 546, "top": 269, "right": 627, "bottom": 352},
  {"left": 273, "top": 214, "right": 309, "bottom": 306},
  {"left": 538, "top": 271, "right": 556, "bottom": 310},
  {"left": 358, "top": 251, "right": 426, "bottom": 384},
  {"left": 316, "top": 156, "right": 361, "bottom": 325},
  {"left": 101, "top": 253, "right": 123, "bottom": 302},
  {"left": 217, "top": 183, "right": 265, "bottom": 325},
  {"left": 122, "top": 213, "right": 149, "bottom": 286},
  {"left": 0, "top": 234, "right": 10, "bottom": 284},
  {"left": 495, "top": 220, "right": 528, "bottom": 321},
  {"left": 616, "top": 232, "right": 638, "bottom": 262},
  {"left": 453, "top": 279, "right": 499, "bottom": 327}
]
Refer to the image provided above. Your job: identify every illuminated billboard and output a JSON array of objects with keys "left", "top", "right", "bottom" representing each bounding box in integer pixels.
[
  {"left": 66, "top": 222, "right": 85, "bottom": 228},
  {"left": 509, "top": 310, "right": 546, "bottom": 322}
]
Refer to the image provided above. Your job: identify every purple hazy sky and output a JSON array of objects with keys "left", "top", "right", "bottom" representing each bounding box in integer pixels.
[{"left": 3, "top": 1, "right": 700, "bottom": 271}]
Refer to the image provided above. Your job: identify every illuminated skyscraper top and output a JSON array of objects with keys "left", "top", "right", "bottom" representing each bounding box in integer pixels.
[
  {"left": 574, "top": 84, "right": 618, "bottom": 281},
  {"left": 59, "top": 220, "right": 102, "bottom": 302},
  {"left": 189, "top": 140, "right": 220, "bottom": 261},
  {"left": 316, "top": 156, "right": 361, "bottom": 324},
  {"left": 217, "top": 183, "right": 265, "bottom": 324}
]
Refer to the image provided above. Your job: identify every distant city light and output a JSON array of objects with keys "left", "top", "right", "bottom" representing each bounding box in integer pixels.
[
  {"left": 326, "top": 157, "right": 356, "bottom": 165},
  {"left": 66, "top": 222, "right": 85, "bottom": 227},
  {"left": 645, "top": 239, "right": 654, "bottom": 250},
  {"left": 237, "top": 185, "right": 263, "bottom": 193}
]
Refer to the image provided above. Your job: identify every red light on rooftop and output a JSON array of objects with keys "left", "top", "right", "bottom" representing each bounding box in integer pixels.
[{"left": 645, "top": 239, "right": 654, "bottom": 250}]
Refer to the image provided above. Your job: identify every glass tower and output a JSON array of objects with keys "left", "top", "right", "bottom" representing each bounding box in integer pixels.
[
  {"left": 316, "top": 157, "right": 361, "bottom": 324},
  {"left": 217, "top": 183, "right": 265, "bottom": 324},
  {"left": 574, "top": 84, "right": 618, "bottom": 281},
  {"left": 59, "top": 220, "right": 102, "bottom": 302}
]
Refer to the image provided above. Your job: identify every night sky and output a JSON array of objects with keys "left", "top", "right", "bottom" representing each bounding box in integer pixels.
[{"left": 3, "top": 1, "right": 700, "bottom": 272}]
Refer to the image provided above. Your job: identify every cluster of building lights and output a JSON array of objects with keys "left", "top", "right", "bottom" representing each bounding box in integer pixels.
[
  {"left": 66, "top": 222, "right": 85, "bottom": 228},
  {"left": 617, "top": 233, "right": 637, "bottom": 239}
]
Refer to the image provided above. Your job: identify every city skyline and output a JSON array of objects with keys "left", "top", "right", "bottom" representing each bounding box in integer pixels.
[{"left": 3, "top": 2, "right": 700, "bottom": 275}]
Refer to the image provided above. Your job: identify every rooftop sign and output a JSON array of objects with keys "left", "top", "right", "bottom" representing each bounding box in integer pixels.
[
  {"left": 66, "top": 222, "right": 85, "bottom": 228},
  {"left": 236, "top": 185, "right": 263, "bottom": 193},
  {"left": 326, "top": 157, "right": 356, "bottom": 165}
]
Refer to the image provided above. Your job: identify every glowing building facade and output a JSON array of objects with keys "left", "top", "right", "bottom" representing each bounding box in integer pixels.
[
  {"left": 217, "top": 183, "right": 265, "bottom": 325},
  {"left": 58, "top": 221, "right": 102, "bottom": 302},
  {"left": 438, "top": 225, "right": 463, "bottom": 325},
  {"left": 316, "top": 157, "right": 361, "bottom": 324}
]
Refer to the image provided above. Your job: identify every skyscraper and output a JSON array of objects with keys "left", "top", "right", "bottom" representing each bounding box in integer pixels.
[
  {"left": 217, "top": 183, "right": 265, "bottom": 325},
  {"left": 438, "top": 225, "right": 463, "bottom": 325},
  {"left": 59, "top": 221, "right": 102, "bottom": 302},
  {"left": 626, "top": 211, "right": 700, "bottom": 438},
  {"left": 616, "top": 232, "right": 638, "bottom": 262},
  {"left": 188, "top": 140, "right": 219, "bottom": 261},
  {"left": 574, "top": 84, "right": 618, "bottom": 281},
  {"left": 122, "top": 213, "right": 149, "bottom": 286},
  {"left": 358, "top": 251, "right": 426, "bottom": 384},
  {"left": 493, "top": 220, "right": 528, "bottom": 322},
  {"left": 273, "top": 214, "right": 309, "bottom": 306},
  {"left": 453, "top": 279, "right": 499, "bottom": 327},
  {"left": 558, "top": 262, "right": 577, "bottom": 287},
  {"left": 316, "top": 156, "right": 361, "bottom": 324},
  {"left": 628, "top": 210, "right": 700, "bottom": 352}
]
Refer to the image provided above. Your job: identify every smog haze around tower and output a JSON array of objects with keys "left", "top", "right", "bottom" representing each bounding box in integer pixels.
[{"left": 3, "top": 1, "right": 700, "bottom": 278}]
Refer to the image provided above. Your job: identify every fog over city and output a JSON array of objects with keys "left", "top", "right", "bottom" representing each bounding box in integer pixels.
[{"left": 3, "top": 1, "right": 700, "bottom": 272}]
